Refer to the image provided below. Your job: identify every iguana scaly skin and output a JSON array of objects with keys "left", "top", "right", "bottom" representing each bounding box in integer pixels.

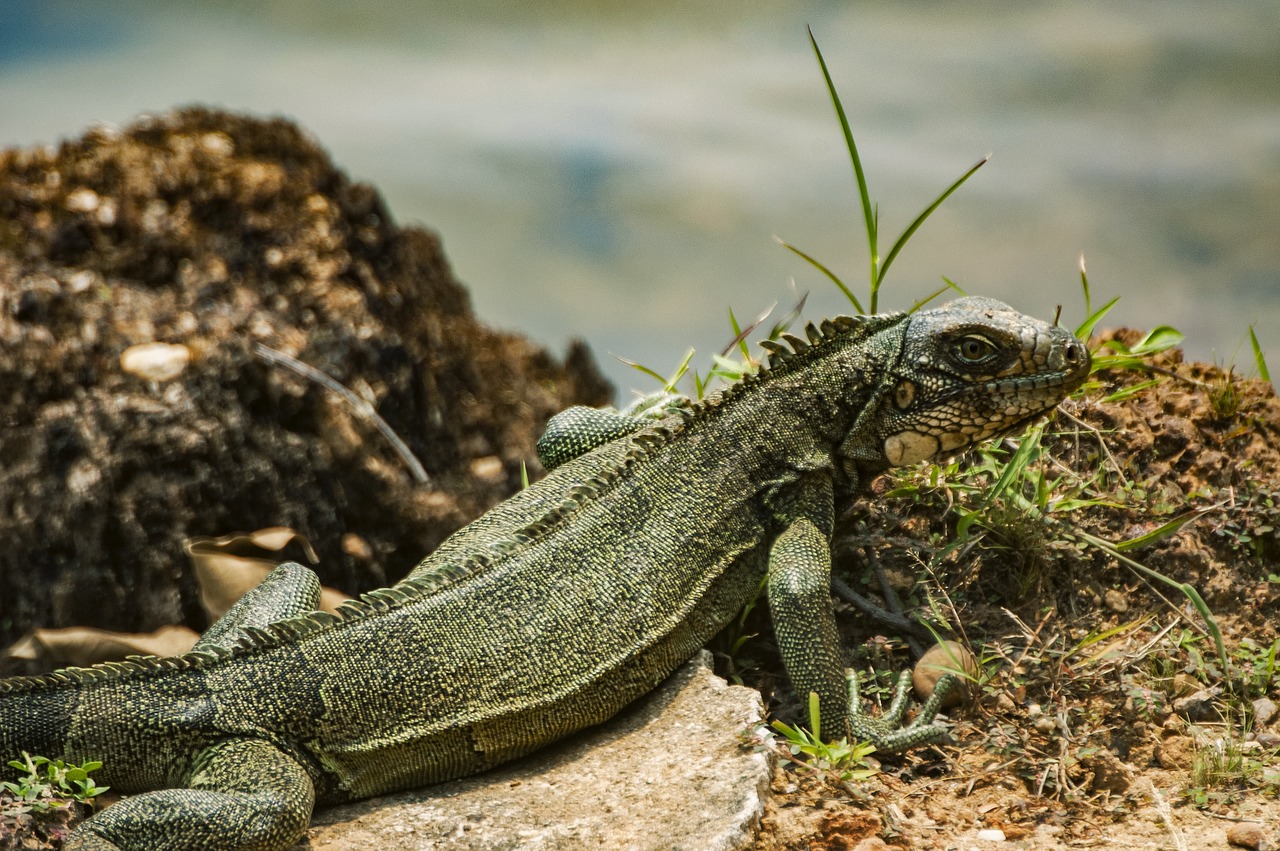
[{"left": 0, "top": 298, "right": 1089, "bottom": 851}]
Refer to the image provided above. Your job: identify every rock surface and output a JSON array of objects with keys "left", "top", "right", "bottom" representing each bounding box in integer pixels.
[
  {"left": 0, "top": 109, "right": 611, "bottom": 654},
  {"left": 306, "top": 652, "right": 772, "bottom": 850}
]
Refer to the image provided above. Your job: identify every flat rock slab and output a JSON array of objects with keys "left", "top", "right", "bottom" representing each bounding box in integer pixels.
[{"left": 305, "top": 652, "right": 772, "bottom": 850}]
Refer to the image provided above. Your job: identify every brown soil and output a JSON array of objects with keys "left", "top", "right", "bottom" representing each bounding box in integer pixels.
[
  {"left": 0, "top": 109, "right": 611, "bottom": 658},
  {"left": 751, "top": 338, "right": 1280, "bottom": 849}
]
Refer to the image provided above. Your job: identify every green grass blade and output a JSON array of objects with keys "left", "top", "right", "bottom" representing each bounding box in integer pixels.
[
  {"left": 808, "top": 27, "right": 877, "bottom": 287},
  {"left": 1077, "top": 530, "right": 1230, "bottom": 692},
  {"left": 727, "top": 306, "right": 749, "bottom": 361},
  {"left": 985, "top": 428, "right": 1042, "bottom": 505},
  {"left": 722, "top": 302, "right": 776, "bottom": 359},
  {"left": 665, "top": 347, "right": 696, "bottom": 391},
  {"left": 1074, "top": 295, "right": 1120, "bottom": 343},
  {"left": 1078, "top": 254, "right": 1092, "bottom": 316},
  {"left": 908, "top": 283, "right": 956, "bottom": 314},
  {"left": 877, "top": 155, "right": 989, "bottom": 288},
  {"left": 1112, "top": 506, "right": 1212, "bottom": 552},
  {"left": 612, "top": 354, "right": 667, "bottom": 387},
  {"left": 776, "top": 238, "right": 865, "bottom": 313},
  {"left": 1250, "top": 326, "right": 1272, "bottom": 385},
  {"left": 808, "top": 690, "right": 823, "bottom": 742},
  {"left": 1101, "top": 377, "right": 1161, "bottom": 403}
]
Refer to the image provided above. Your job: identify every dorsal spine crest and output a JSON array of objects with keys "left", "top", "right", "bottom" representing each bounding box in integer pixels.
[{"left": 0, "top": 310, "right": 906, "bottom": 699}]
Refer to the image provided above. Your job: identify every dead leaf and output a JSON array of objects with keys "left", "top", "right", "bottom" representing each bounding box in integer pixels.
[
  {"left": 4, "top": 625, "right": 199, "bottom": 667},
  {"left": 184, "top": 527, "right": 350, "bottom": 622}
]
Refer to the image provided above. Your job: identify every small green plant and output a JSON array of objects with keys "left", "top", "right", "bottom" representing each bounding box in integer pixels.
[
  {"left": 1212, "top": 483, "right": 1280, "bottom": 564},
  {"left": 1, "top": 753, "right": 109, "bottom": 815},
  {"left": 770, "top": 692, "right": 879, "bottom": 781},
  {"left": 1184, "top": 725, "right": 1280, "bottom": 807},
  {"left": 1232, "top": 637, "right": 1280, "bottom": 699},
  {"left": 780, "top": 29, "right": 985, "bottom": 315},
  {"left": 1207, "top": 367, "right": 1245, "bottom": 421}
]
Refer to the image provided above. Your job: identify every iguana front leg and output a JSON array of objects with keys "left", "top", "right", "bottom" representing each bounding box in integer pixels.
[
  {"left": 67, "top": 738, "right": 315, "bottom": 851},
  {"left": 766, "top": 476, "right": 953, "bottom": 752}
]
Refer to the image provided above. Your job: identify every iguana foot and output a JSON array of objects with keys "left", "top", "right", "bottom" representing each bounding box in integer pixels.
[{"left": 845, "top": 669, "right": 957, "bottom": 753}]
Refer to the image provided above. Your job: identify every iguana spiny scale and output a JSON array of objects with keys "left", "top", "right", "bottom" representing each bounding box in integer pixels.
[{"left": 0, "top": 297, "right": 1090, "bottom": 850}]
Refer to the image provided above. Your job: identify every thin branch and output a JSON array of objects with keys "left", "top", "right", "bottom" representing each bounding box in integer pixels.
[{"left": 254, "top": 344, "right": 430, "bottom": 485}]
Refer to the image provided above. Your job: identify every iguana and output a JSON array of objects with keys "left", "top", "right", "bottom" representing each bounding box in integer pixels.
[{"left": 0, "top": 297, "right": 1089, "bottom": 851}]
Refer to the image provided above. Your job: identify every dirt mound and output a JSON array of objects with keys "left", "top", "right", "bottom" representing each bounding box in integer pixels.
[
  {"left": 0, "top": 108, "right": 611, "bottom": 653},
  {"left": 751, "top": 335, "right": 1280, "bottom": 848}
]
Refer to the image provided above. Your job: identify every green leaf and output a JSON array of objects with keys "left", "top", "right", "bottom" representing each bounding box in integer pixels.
[
  {"left": 1129, "top": 325, "right": 1184, "bottom": 356},
  {"left": 808, "top": 27, "right": 876, "bottom": 293},
  {"left": 1074, "top": 295, "right": 1120, "bottom": 342},
  {"left": 776, "top": 238, "right": 864, "bottom": 313},
  {"left": 878, "top": 155, "right": 988, "bottom": 288},
  {"left": 1250, "top": 326, "right": 1272, "bottom": 385}
]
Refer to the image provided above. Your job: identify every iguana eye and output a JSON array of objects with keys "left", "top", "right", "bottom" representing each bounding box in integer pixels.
[{"left": 956, "top": 335, "right": 997, "bottom": 363}]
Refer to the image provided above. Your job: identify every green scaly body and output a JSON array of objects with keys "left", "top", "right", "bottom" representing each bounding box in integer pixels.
[{"left": 0, "top": 298, "right": 1089, "bottom": 850}]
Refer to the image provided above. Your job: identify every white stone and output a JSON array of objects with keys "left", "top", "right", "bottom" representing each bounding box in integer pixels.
[{"left": 120, "top": 342, "right": 192, "bottom": 382}]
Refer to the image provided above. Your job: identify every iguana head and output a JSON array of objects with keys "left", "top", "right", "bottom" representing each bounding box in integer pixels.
[{"left": 842, "top": 296, "right": 1090, "bottom": 468}]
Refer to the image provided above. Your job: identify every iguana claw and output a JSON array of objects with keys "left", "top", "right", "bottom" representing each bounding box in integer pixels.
[{"left": 844, "top": 669, "right": 957, "bottom": 753}]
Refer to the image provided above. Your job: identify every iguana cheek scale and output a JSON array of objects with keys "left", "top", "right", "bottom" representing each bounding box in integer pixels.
[{"left": 0, "top": 297, "right": 1090, "bottom": 851}]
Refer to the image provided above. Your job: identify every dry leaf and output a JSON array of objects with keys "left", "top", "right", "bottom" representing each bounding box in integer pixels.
[
  {"left": 3, "top": 625, "right": 199, "bottom": 667},
  {"left": 4, "top": 528, "right": 353, "bottom": 671},
  {"left": 184, "top": 527, "right": 350, "bottom": 623}
]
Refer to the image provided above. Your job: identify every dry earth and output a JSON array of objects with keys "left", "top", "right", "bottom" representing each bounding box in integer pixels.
[
  {"left": 0, "top": 108, "right": 610, "bottom": 659},
  {"left": 748, "top": 342, "right": 1280, "bottom": 849}
]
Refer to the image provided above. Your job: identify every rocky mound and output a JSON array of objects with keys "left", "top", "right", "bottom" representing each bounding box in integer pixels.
[{"left": 0, "top": 108, "right": 611, "bottom": 653}]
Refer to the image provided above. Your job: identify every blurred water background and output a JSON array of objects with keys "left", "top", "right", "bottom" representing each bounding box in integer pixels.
[{"left": 2, "top": 0, "right": 1277, "bottom": 397}]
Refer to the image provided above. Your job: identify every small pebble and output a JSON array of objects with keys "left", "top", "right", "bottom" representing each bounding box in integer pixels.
[
  {"left": 469, "top": 455, "right": 506, "bottom": 484},
  {"left": 1252, "top": 696, "right": 1278, "bottom": 728},
  {"left": 1172, "top": 686, "right": 1222, "bottom": 723},
  {"left": 64, "top": 186, "right": 100, "bottom": 212},
  {"left": 913, "top": 640, "right": 979, "bottom": 708},
  {"left": 1227, "top": 821, "right": 1268, "bottom": 850},
  {"left": 1103, "top": 588, "right": 1128, "bottom": 613},
  {"left": 120, "top": 342, "right": 192, "bottom": 382},
  {"left": 976, "top": 827, "right": 1006, "bottom": 841}
]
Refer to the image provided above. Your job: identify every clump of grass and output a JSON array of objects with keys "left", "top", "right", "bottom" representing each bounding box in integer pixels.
[
  {"left": 1207, "top": 367, "right": 1245, "bottom": 421},
  {"left": 1185, "top": 724, "right": 1280, "bottom": 808},
  {"left": 769, "top": 691, "right": 879, "bottom": 782}
]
